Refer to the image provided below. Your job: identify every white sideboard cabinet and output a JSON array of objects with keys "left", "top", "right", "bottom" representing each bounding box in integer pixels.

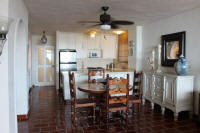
[{"left": 143, "top": 72, "right": 194, "bottom": 121}]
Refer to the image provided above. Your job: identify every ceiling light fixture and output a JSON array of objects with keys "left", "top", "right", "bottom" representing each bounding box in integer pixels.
[
  {"left": 0, "top": 16, "right": 12, "bottom": 56},
  {"left": 89, "top": 31, "right": 96, "bottom": 38},
  {"left": 90, "top": 33, "right": 95, "bottom": 38},
  {"left": 100, "top": 24, "right": 111, "bottom": 30},
  {"left": 113, "top": 30, "right": 124, "bottom": 35},
  {"left": 41, "top": 31, "right": 47, "bottom": 44}
]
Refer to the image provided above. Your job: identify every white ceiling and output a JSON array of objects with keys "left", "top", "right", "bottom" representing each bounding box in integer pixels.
[{"left": 24, "top": 0, "right": 200, "bottom": 34}]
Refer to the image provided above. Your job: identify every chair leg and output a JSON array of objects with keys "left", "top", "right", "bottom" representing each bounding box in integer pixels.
[
  {"left": 132, "top": 104, "right": 134, "bottom": 114},
  {"left": 138, "top": 103, "right": 141, "bottom": 112},
  {"left": 106, "top": 112, "right": 109, "bottom": 131},
  {"left": 74, "top": 108, "right": 77, "bottom": 127},
  {"left": 93, "top": 106, "right": 96, "bottom": 123},
  {"left": 126, "top": 109, "right": 129, "bottom": 127}
]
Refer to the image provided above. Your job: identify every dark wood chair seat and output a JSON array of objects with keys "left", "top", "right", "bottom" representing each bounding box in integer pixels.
[
  {"left": 108, "top": 103, "right": 127, "bottom": 112},
  {"left": 76, "top": 99, "right": 96, "bottom": 108},
  {"left": 129, "top": 96, "right": 141, "bottom": 104}
]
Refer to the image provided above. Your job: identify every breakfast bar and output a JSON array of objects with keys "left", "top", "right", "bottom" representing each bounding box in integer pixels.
[{"left": 61, "top": 69, "right": 134, "bottom": 100}]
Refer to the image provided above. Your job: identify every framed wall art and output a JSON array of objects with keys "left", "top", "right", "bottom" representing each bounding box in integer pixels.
[{"left": 161, "top": 31, "right": 186, "bottom": 67}]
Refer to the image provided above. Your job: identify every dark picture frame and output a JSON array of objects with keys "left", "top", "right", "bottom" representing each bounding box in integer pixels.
[{"left": 161, "top": 31, "right": 186, "bottom": 67}]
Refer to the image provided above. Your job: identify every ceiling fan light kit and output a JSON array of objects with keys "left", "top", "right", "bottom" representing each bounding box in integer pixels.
[{"left": 100, "top": 24, "right": 111, "bottom": 30}]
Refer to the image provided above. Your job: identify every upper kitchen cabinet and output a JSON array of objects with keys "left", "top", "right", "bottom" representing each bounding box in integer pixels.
[
  {"left": 86, "top": 34, "right": 101, "bottom": 49},
  {"left": 75, "top": 33, "right": 87, "bottom": 58},
  {"left": 101, "top": 34, "right": 117, "bottom": 59},
  {"left": 56, "top": 32, "right": 76, "bottom": 49}
]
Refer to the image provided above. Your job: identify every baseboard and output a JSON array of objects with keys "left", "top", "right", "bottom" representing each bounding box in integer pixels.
[
  {"left": 18, "top": 86, "right": 33, "bottom": 121},
  {"left": 17, "top": 114, "right": 28, "bottom": 121}
]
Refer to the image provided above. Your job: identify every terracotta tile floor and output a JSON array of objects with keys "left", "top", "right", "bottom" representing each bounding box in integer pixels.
[{"left": 18, "top": 86, "right": 200, "bottom": 133}]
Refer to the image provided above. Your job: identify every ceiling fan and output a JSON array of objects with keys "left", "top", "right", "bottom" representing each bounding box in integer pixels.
[{"left": 78, "top": 6, "right": 134, "bottom": 30}]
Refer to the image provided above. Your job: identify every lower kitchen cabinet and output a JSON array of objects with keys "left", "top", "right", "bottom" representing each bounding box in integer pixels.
[{"left": 143, "top": 72, "right": 194, "bottom": 121}]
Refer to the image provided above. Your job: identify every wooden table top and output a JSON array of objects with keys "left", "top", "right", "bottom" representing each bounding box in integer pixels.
[
  {"left": 78, "top": 82, "right": 133, "bottom": 95},
  {"left": 78, "top": 83, "right": 106, "bottom": 94}
]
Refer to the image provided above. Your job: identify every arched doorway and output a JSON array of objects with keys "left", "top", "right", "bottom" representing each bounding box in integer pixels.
[{"left": 14, "top": 19, "right": 29, "bottom": 117}]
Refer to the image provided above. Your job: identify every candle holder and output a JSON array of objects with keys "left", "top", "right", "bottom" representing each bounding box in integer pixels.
[{"left": 156, "top": 44, "right": 162, "bottom": 73}]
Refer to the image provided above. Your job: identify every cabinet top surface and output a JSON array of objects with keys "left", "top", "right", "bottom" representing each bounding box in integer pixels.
[
  {"left": 144, "top": 71, "right": 194, "bottom": 78},
  {"left": 62, "top": 68, "right": 135, "bottom": 76}
]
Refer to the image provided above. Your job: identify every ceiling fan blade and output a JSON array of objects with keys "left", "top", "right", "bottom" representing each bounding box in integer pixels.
[
  {"left": 112, "top": 20, "right": 134, "bottom": 25},
  {"left": 77, "top": 21, "right": 101, "bottom": 24},
  {"left": 111, "top": 24, "right": 119, "bottom": 29},
  {"left": 90, "top": 24, "right": 101, "bottom": 27}
]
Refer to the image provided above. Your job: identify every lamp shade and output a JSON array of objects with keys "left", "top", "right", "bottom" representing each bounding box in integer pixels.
[
  {"left": 0, "top": 16, "right": 12, "bottom": 39},
  {"left": 41, "top": 31, "right": 47, "bottom": 44},
  {"left": 0, "top": 16, "right": 12, "bottom": 56}
]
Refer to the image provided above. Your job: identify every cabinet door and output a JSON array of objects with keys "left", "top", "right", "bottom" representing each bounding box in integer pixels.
[
  {"left": 75, "top": 33, "right": 87, "bottom": 58},
  {"left": 58, "top": 33, "right": 76, "bottom": 49},
  {"left": 144, "top": 73, "right": 153, "bottom": 99},
  {"left": 164, "top": 76, "right": 176, "bottom": 107},
  {"left": 101, "top": 34, "right": 117, "bottom": 59},
  {"left": 152, "top": 75, "right": 163, "bottom": 103},
  {"left": 86, "top": 35, "right": 100, "bottom": 49}
]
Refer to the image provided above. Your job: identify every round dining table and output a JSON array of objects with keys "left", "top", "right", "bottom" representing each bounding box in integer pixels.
[
  {"left": 77, "top": 83, "right": 106, "bottom": 94},
  {"left": 78, "top": 81, "right": 133, "bottom": 95}
]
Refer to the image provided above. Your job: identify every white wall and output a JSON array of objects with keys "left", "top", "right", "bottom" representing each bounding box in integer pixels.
[
  {"left": 128, "top": 26, "right": 143, "bottom": 72},
  {"left": 0, "top": 0, "right": 10, "bottom": 132},
  {"left": 31, "top": 34, "right": 56, "bottom": 86},
  {"left": 142, "top": 7, "right": 200, "bottom": 114},
  {"left": 0, "top": 0, "right": 28, "bottom": 132},
  {"left": 128, "top": 26, "right": 136, "bottom": 68}
]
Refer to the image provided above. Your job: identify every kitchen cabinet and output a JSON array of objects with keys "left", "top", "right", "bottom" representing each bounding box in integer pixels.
[
  {"left": 101, "top": 34, "right": 117, "bottom": 59},
  {"left": 75, "top": 33, "right": 87, "bottom": 58},
  {"left": 86, "top": 35, "right": 101, "bottom": 50},
  {"left": 143, "top": 73, "right": 153, "bottom": 101},
  {"left": 143, "top": 72, "right": 194, "bottom": 121},
  {"left": 57, "top": 32, "right": 118, "bottom": 59},
  {"left": 152, "top": 74, "right": 164, "bottom": 105},
  {"left": 57, "top": 32, "right": 76, "bottom": 49}
]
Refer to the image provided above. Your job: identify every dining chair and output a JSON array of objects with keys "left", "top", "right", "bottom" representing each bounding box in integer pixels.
[
  {"left": 88, "top": 69, "right": 105, "bottom": 102},
  {"left": 88, "top": 69, "right": 105, "bottom": 83},
  {"left": 101, "top": 74, "right": 129, "bottom": 128},
  {"left": 129, "top": 71, "right": 143, "bottom": 113},
  {"left": 68, "top": 71, "right": 96, "bottom": 126}
]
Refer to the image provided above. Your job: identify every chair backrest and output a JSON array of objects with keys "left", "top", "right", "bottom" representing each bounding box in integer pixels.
[
  {"left": 106, "top": 74, "right": 129, "bottom": 105},
  {"left": 69, "top": 71, "right": 76, "bottom": 103},
  {"left": 88, "top": 69, "right": 105, "bottom": 83},
  {"left": 132, "top": 71, "right": 143, "bottom": 99}
]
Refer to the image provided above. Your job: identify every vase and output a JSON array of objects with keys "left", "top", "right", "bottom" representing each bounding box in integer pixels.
[{"left": 174, "top": 55, "right": 189, "bottom": 76}]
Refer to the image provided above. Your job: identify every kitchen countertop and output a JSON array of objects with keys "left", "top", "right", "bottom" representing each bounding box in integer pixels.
[{"left": 62, "top": 68, "right": 135, "bottom": 75}]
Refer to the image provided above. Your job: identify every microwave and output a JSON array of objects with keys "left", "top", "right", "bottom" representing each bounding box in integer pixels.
[{"left": 88, "top": 49, "right": 102, "bottom": 58}]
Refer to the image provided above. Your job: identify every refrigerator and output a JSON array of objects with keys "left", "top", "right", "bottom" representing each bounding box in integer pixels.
[{"left": 59, "top": 49, "right": 77, "bottom": 89}]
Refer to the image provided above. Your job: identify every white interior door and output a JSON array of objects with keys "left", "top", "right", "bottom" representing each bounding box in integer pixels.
[{"left": 36, "top": 46, "right": 55, "bottom": 86}]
